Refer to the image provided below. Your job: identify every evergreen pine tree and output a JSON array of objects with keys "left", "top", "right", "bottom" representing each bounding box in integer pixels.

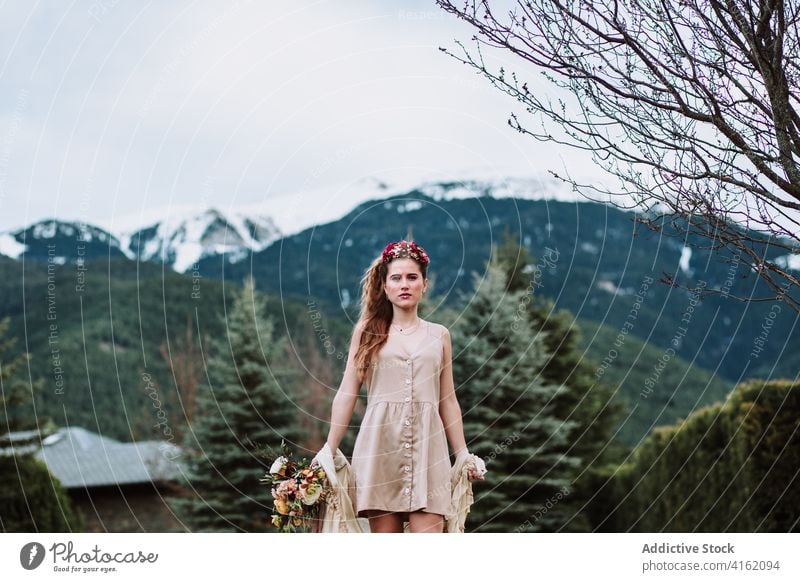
[
  {"left": 495, "top": 231, "right": 630, "bottom": 531},
  {"left": 1, "top": 317, "right": 81, "bottom": 532},
  {"left": 171, "top": 278, "right": 303, "bottom": 532},
  {"left": 498, "top": 234, "right": 628, "bottom": 465},
  {"left": 450, "top": 249, "right": 580, "bottom": 532},
  {"left": 0, "top": 317, "right": 53, "bottom": 440}
]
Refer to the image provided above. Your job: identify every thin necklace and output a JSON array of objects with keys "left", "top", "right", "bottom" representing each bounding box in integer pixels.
[{"left": 391, "top": 317, "right": 421, "bottom": 335}]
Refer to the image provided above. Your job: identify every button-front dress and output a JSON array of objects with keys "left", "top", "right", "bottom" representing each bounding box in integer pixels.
[{"left": 351, "top": 319, "right": 452, "bottom": 519}]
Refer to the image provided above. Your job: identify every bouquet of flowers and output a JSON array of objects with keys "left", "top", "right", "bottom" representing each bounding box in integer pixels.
[{"left": 260, "top": 440, "right": 330, "bottom": 532}]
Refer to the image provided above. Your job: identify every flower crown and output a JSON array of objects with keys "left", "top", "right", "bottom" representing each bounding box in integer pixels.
[{"left": 381, "top": 240, "right": 429, "bottom": 266}]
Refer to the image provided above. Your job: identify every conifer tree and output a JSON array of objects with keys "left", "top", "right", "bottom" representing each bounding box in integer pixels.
[
  {"left": 495, "top": 231, "right": 629, "bottom": 531},
  {"left": 171, "top": 279, "right": 302, "bottom": 532},
  {"left": 498, "top": 233, "right": 628, "bottom": 463},
  {"left": 0, "top": 317, "right": 80, "bottom": 532},
  {"left": 0, "top": 317, "right": 52, "bottom": 440},
  {"left": 450, "top": 250, "right": 580, "bottom": 532}
]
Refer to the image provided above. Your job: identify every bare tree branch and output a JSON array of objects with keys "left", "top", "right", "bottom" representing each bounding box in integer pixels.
[{"left": 438, "top": 0, "right": 800, "bottom": 312}]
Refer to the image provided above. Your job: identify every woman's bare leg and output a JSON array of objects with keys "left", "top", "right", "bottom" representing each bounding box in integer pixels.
[
  {"left": 365, "top": 510, "right": 404, "bottom": 533},
  {"left": 408, "top": 510, "right": 444, "bottom": 533}
]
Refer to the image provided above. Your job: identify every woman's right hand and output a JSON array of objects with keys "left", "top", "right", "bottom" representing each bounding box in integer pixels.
[
  {"left": 310, "top": 448, "right": 324, "bottom": 469},
  {"left": 310, "top": 442, "right": 333, "bottom": 469}
]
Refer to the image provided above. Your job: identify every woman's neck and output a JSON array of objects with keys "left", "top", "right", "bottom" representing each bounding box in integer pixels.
[{"left": 392, "top": 312, "right": 420, "bottom": 328}]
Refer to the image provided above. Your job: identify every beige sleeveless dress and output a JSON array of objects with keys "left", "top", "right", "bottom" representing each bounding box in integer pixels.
[{"left": 351, "top": 319, "right": 452, "bottom": 519}]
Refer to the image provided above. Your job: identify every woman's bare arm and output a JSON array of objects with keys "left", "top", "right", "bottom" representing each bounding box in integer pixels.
[
  {"left": 439, "top": 326, "right": 485, "bottom": 480},
  {"left": 324, "top": 322, "right": 365, "bottom": 452},
  {"left": 438, "top": 327, "right": 468, "bottom": 457}
]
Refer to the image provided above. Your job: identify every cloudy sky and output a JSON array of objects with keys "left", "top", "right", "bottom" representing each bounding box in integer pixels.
[{"left": 0, "top": 0, "right": 600, "bottom": 235}]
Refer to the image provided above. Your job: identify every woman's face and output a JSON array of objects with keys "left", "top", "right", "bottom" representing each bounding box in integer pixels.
[{"left": 384, "top": 258, "right": 427, "bottom": 308}]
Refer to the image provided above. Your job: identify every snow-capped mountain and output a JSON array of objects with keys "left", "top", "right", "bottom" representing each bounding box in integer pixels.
[
  {"left": 121, "top": 208, "right": 281, "bottom": 272},
  {"left": 0, "top": 175, "right": 611, "bottom": 271},
  {"left": 0, "top": 210, "right": 281, "bottom": 271},
  {"left": 0, "top": 219, "right": 128, "bottom": 263},
  {"left": 225, "top": 174, "right": 594, "bottom": 245}
]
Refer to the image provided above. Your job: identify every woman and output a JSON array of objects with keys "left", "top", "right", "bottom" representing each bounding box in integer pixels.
[{"left": 322, "top": 239, "right": 484, "bottom": 533}]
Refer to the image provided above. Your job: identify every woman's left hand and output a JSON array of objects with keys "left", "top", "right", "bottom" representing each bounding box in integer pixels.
[
  {"left": 468, "top": 467, "right": 485, "bottom": 481},
  {"left": 467, "top": 455, "right": 487, "bottom": 481}
]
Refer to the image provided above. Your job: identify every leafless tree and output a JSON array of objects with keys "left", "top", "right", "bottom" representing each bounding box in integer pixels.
[
  {"left": 437, "top": 0, "right": 800, "bottom": 312},
  {"left": 160, "top": 316, "right": 204, "bottom": 436}
]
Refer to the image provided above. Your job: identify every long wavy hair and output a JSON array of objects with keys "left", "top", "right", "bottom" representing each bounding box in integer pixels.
[{"left": 353, "top": 248, "right": 429, "bottom": 384}]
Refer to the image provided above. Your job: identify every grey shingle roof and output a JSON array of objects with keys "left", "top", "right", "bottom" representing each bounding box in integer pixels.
[{"left": 2, "top": 427, "right": 182, "bottom": 488}]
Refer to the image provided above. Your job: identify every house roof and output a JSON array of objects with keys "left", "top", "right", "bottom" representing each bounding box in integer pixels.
[{"left": 2, "top": 427, "right": 182, "bottom": 488}]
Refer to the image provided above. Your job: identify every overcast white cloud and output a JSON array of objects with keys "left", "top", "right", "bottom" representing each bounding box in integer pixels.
[{"left": 0, "top": 0, "right": 599, "bottom": 234}]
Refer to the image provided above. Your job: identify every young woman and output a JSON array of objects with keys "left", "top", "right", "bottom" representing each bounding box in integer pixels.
[{"left": 323, "top": 239, "right": 484, "bottom": 533}]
